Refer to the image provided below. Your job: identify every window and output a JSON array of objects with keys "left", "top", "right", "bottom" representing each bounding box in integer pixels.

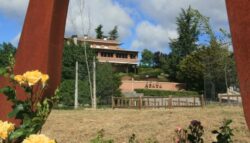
[
  {"left": 130, "top": 54, "right": 136, "bottom": 59},
  {"left": 116, "top": 53, "right": 128, "bottom": 58},
  {"left": 101, "top": 52, "right": 113, "bottom": 57}
]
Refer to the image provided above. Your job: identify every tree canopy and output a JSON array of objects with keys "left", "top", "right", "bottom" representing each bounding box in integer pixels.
[
  {"left": 168, "top": 6, "right": 200, "bottom": 80},
  {"left": 0, "top": 42, "right": 16, "bottom": 68},
  {"left": 95, "top": 24, "right": 104, "bottom": 39},
  {"left": 140, "top": 49, "right": 154, "bottom": 67},
  {"left": 108, "top": 26, "right": 119, "bottom": 40}
]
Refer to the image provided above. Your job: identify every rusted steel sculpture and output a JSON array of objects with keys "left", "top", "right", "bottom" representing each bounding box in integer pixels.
[
  {"left": 226, "top": 0, "right": 250, "bottom": 128},
  {"left": 0, "top": 0, "right": 69, "bottom": 123}
]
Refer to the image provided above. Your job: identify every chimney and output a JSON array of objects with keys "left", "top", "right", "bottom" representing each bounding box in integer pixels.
[
  {"left": 84, "top": 34, "right": 88, "bottom": 39},
  {"left": 103, "top": 36, "right": 108, "bottom": 41}
]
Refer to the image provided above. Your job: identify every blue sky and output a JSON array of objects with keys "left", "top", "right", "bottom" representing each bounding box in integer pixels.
[{"left": 0, "top": 0, "right": 230, "bottom": 54}]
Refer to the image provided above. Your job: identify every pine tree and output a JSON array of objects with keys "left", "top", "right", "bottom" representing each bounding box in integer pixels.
[
  {"left": 109, "top": 26, "right": 119, "bottom": 40},
  {"left": 95, "top": 24, "right": 104, "bottom": 39},
  {"left": 168, "top": 6, "right": 200, "bottom": 81}
]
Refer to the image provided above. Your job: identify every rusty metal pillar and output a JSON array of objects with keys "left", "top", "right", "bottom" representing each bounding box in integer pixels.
[
  {"left": 226, "top": 0, "right": 250, "bottom": 129},
  {"left": 0, "top": 0, "right": 69, "bottom": 123}
]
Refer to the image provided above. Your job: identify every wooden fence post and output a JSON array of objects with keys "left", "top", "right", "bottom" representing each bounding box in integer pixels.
[
  {"left": 168, "top": 95, "right": 172, "bottom": 109},
  {"left": 200, "top": 95, "right": 205, "bottom": 108},
  {"left": 193, "top": 96, "right": 196, "bottom": 106},
  {"left": 218, "top": 94, "right": 222, "bottom": 105},
  {"left": 139, "top": 96, "right": 142, "bottom": 110},
  {"left": 112, "top": 96, "right": 114, "bottom": 109}
]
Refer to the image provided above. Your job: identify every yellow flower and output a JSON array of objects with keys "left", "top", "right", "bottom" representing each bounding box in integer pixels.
[
  {"left": 14, "top": 75, "right": 24, "bottom": 85},
  {"left": 0, "top": 120, "right": 15, "bottom": 140},
  {"left": 23, "top": 70, "right": 43, "bottom": 86},
  {"left": 22, "top": 134, "right": 56, "bottom": 143},
  {"left": 41, "top": 74, "right": 49, "bottom": 86}
]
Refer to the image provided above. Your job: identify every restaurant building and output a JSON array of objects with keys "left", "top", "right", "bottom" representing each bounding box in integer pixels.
[{"left": 65, "top": 36, "right": 139, "bottom": 73}]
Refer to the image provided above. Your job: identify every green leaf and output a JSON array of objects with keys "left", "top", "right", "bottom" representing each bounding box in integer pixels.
[
  {"left": 9, "top": 128, "right": 26, "bottom": 141},
  {"left": 0, "top": 67, "right": 7, "bottom": 76},
  {"left": 8, "top": 104, "right": 24, "bottom": 118},
  {"left": 0, "top": 86, "right": 16, "bottom": 101}
]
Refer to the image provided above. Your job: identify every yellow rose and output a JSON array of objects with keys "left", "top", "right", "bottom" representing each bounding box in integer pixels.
[
  {"left": 22, "top": 134, "right": 56, "bottom": 143},
  {"left": 23, "top": 70, "right": 42, "bottom": 86},
  {"left": 41, "top": 74, "right": 49, "bottom": 86},
  {"left": 0, "top": 120, "right": 15, "bottom": 140},
  {"left": 14, "top": 75, "right": 24, "bottom": 85}
]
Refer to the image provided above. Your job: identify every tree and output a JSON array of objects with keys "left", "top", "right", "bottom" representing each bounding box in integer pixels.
[
  {"left": 140, "top": 49, "right": 154, "bottom": 67},
  {"left": 62, "top": 42, "right": 95, "bottom": 81},
  {"left": 153, "top": 51, "right": 168, "bottom": 68},
  {"left": 108, "top": 26, "right": 119, "bottom": 40},
  {"left": 178, "top": 44, "right": 236, "bottom": 99},
  {"left": 58, "top": 80, "right": 91, "bottom": 107},
  {"left": 96, "top": 63, "right": 121, "bottom": 100},
  {"left": 0, "top": 42, "right": 16, "bottom": 68},
  {"left": 168, "top": 6, "right": 200, "bottom": 80},
  {"left": 95, "top": 24, "right": 104, "bottom": 39}
]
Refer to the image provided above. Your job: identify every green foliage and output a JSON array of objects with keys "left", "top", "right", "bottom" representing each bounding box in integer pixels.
[
  {"left": 188, "top": 120, "right": 204, "bottom": 143},
  {"left": 168, "top": 6, "right": 200, "bottom": 80},
  {"left": 0, "top": 42, "right": 16, "bottom": 68},
  {"left": 61, "top": 42, "right": 121, "bottom": 106},
  {"left": 96, "top": 63, "right": 121, "bottom": 99},
  {"left": 95, "top": 25, "right": 104, "bottom": 39},
  {"left": 174, "top": 127, "right": 188, "bottom": 143},
  {"left": 177, "top": 43, "right": 237, "bottom": 98},
  {"left": 0, "top": 61, "right": 56, "bottom": 142},
  {"left": 140, "top": 49, "right": 154, "bottom": 67},
  {"left": 128, "top": 134, "right": 139, "bottom": 143},
  {"left": 145, "top": 138, "right": 159, "bottom": 143},
  {"left": 62, "top": 42, "right": 95, "bottom": 81},
  {"left": 212, "top": 119, "right": 234, "bottom": 143},
  {"left": 57, "top": 80, "right": 91, "bottom": 107},
  {"left": 135, "top": 89, "right": 199, "bottom": 97},
  {"left": 138, "top": 68, "right": 163, "bottom": 78},
  {"left": 108, "top": 26, "right": 119, "bottom": 40},
  {"left": 177, "top": 48, "right": 205, "bottom": 92},
  {"left": 90, "top": 129, "right": 114, "bottom": 143},
  {"left": 153, "top": 51, "right": 168, "bottom": 68}
]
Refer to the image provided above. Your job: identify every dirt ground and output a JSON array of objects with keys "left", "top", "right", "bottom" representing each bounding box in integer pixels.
[{"left": 42, "top": 105, "right": 250, "bottom": 143}]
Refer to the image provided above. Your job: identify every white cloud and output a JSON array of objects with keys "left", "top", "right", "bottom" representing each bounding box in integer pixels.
[
  {"left": 131, "top": 21, "right": 177, "bottom": 52},
  {"left": 128, "top": 0, "right": 229, "bottom": 53},
  {"left": 0, "top": 0, "right": 134, "bottom": 42},
  {"left": 65, "top": 0, "right": 134, "bottom": 40},
  {"left": 0, "top": 0, "right": 28, "bottom": 19},
  {"left": 134, "top": 0, "right": 229, "bottom": 31}
]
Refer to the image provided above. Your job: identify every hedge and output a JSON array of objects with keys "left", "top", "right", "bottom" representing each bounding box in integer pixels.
[{"left": 135, "top": 89, "right": 199, "bottom": 97}]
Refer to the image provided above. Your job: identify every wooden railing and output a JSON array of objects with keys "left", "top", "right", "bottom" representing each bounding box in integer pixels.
[
  {"left": 218, "top": 94, "right": 241, "bottom": 104},
  {"left": 112, "top": 95, "right": 204, "bottom": 109}
]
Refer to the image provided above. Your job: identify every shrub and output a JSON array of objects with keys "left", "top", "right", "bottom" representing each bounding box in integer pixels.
[
  {"left": 173, "top": 127, "right": 188, "bottom": 143},
  {"left": 135, "top": 89, "right": 199, "bottom": 97},
  {"left": 128, "top": 134, "right": 139, "bottom": 143},
  {"left": 138, "top": 68, "right": 163, "bottom": 78},
  {"left": 90, "top": 129, "right": 114, "bottom": 143},
  {"left": 188, "top": 120, "right": 204, "bottom": 143},
  {"left": 212, "top": 119, "right": 234, "bottom": 143}
]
